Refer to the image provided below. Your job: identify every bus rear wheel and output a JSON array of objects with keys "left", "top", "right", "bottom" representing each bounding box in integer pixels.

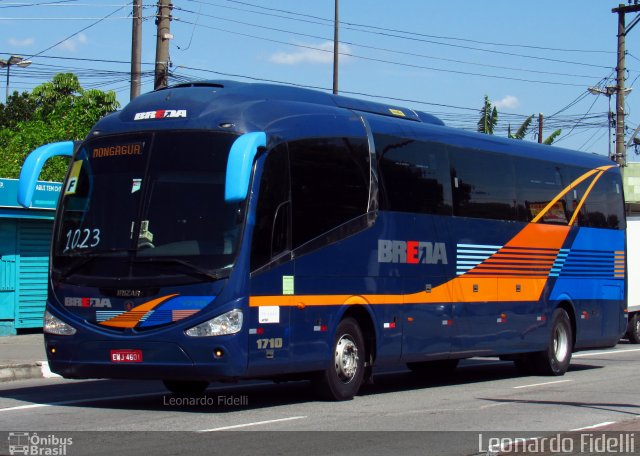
[
  {"left": 627, "top": 313, "right": 640, "bottom": 344},
  {"left": 163, "top": 380, "right": 209, "bottom": 395},
  {"left": 524, "top": 308, "right": 573, "bottom": 376},
  {"left": 313, "top": 317, "right": 365, "bottom": 401}
]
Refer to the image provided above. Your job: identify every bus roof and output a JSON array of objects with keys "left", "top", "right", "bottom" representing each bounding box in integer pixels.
[{"left": 91, "top": 80, "right": 613, "bottom": 170}]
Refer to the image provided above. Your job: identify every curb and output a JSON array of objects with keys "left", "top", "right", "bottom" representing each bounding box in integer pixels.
[{"left": 0, "top": 361, "right": 60, "bottom": 383}]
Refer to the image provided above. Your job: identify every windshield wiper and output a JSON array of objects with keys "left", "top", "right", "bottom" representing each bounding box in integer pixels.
[
  {"left": 54, "top": 248, "right": 136, "bottom": 280},
  {"left": 131, "top": 258, "right": 231, "bottom": 280},
  {"left": 54, "top": 256, "right": 98, "bottom": 280}
]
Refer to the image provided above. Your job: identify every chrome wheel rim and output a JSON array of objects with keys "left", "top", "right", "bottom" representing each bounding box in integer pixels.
[
  {"left": 334, "top": 335, "right": 358, "bottom": 383},
  {"left": 553, "top": 323, "right": 569, "bottom": 362}
]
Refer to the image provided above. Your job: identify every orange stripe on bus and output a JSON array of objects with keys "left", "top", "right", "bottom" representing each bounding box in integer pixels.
[
  {"left": 251, "top": 167, "right": 624, "bottom": 311},
  {"left": 100, "top": 294, "right": 179, "bottom": 328}
]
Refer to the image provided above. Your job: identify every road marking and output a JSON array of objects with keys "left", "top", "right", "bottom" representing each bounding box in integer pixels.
[
  {"left": 197, "top": 416, "right": 307, "bottom": 432},
  {"left": 0, "top": 392, "right": 164, "bottom": 412},
  {"left": 571, "top": 421, "right": 616, "bottom": 431},
  {"left": 0, "top": 380, "right": 278, "bottom": 413},
  {"left": 513, "top": 379, "right": 572, "bottom": 389},
  {"left": 573, "top": 347, "right": 640, "bottom": 358}
]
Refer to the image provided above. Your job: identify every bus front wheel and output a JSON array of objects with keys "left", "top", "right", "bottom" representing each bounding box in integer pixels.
[{"left": 313, "top": 317, "right": 365, "bottom": 401}]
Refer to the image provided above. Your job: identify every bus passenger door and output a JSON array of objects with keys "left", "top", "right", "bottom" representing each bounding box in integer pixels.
[
  {"left": 246, "top": 145, "right": 294, "bottom": 376},
  {"left": 247, "top": 266, "right": 293, "bottom": 377}
]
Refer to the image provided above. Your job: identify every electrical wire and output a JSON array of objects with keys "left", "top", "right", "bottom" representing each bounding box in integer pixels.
[
  {"left": 190, "top": 0, "right": 613, "bottom": 55},
  {"left": 25, "top": 2, "right": 130, "bottom": 59},
  {"left": 175, "top": 18, "right": 591, "bottom": 88},
  {"left": 174, "top": 5, "right": 606, "bottom": 81}
]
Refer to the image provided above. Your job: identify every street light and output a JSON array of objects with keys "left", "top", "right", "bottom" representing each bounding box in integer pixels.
[
  {"left": 0, "top": 55, "right": 32, "bottom": 103},
  {"left": 588, "top": 85, "right": 632, "bottom": 161}
]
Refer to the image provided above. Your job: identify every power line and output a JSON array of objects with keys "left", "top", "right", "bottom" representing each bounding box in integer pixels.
[
  {"left": 2, "top": 16, "right": 131, "bottom": 19},
  {"left": 196, "top": 0, "right": 613, "bottom": 55},
  {"left": 175, "top": 18, "right": 592, "bottom": 88},
  {"left": 554, "top": 92, "right": 602, "bottom": 145},
  {"left": 0, "top": 0, "right": 79, "bottom": 8},
  {"left": 26, "top": 2, "right": 130, "bottom": 59},
  {"left": 174, "top": 5, "right": 606, "bottom": 80}
]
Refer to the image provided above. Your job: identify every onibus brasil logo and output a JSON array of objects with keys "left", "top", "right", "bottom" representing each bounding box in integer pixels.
[{"left": 8, "top": 432, "right": 72, "bottom": 455}]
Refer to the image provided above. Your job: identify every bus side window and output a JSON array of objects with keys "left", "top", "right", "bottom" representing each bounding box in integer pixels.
[
  {"left": 251, "top": 145, "right": 291, "bottom": 271},
  {"left": 289, "top": 137, "right": 369, "bottom": 250},
  {"left": 583, "top": 172, "right": 625, "bottom": 229},
  {"left": 450, "top": 147, "right": 516, "bottom": 221},
  {"left": 376, "top": 135, "right": 453, "bottom": 215},
  {"left": 560, "top": 166, "right": 592, "bottom": 227},
  {"left": 514, "top": 158, "right": 567, "bottom": 224}
]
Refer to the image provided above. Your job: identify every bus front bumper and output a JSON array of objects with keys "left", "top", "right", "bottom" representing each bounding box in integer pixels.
[{"left": 44, "top": 335, "right": 248, "bottom": 381}]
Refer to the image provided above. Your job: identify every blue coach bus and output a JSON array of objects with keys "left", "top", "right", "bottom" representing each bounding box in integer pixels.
[{"left": 18, "top": 81, "right": 626, "bottom": 400}]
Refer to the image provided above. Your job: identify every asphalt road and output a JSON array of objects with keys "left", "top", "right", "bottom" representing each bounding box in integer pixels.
[{"left": 1, "top": 344, "right": 640, "bottom": 455}]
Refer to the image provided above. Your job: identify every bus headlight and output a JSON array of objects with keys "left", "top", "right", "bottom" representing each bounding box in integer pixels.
[
  {"left": 185, "top": 309, "right": 243, "bottom": 337},
  {"left": 44, "top": 310, "right": 77, "bottom": 336}
]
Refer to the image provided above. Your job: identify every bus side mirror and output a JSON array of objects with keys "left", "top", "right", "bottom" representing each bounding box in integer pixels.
[
  {"left": 225, "top": 132, "right": 267, "bottom": 203},
  {"left": 18, "top": 141, "right": 74, "bottom": 208}
]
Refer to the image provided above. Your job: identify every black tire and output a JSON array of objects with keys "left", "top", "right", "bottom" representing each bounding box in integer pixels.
[
  {"left": 407, "top": 359, "right": 459, "bottom": 376},
  {"left": 627, "top": 313, "right": 640, "bottom": 344},
  {"left": 531, "top": 308, "right": 573, "bottom": 376},
  {"left": 313, "top": 318, "right": 365, "bottom": 401},
  {"left": 163, "top": 380, "right": 209, "bottom": 395}
]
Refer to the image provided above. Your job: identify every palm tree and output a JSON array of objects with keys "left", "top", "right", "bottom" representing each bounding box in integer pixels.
[
  {"left": 478, "top": 97, "right": 562, "bottom": 144},
  {"left": 508, "top": 115, "right": 534, "bottom": 140},
  {"left": 542, "top": 129, "right": 561, "bottom": 145},
  {"left": 477, "top": 95, "right": 498, "bottom": 134}
]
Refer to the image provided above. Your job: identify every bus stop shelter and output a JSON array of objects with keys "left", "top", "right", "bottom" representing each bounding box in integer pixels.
[{"left": 0, "top": 178, "right": 60, "bottom": 335}]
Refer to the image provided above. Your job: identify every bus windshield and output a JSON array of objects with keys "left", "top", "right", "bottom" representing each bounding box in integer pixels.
[{"left": 53, "top": 131, "right": 243, "bottom": 285}]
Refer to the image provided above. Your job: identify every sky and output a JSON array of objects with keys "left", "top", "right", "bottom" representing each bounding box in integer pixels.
[{"left": 0, "top": 0, "right": 638, "bottom": 159}]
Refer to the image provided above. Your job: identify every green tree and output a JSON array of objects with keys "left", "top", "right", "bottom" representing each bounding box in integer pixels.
[
  {"left": 0, "top": 73, "right": 119, "bottom": 181},
  {"left": 479, "top": 97, "right": 562, "bottom": 145},
  {"left": 508, "top": 115, "right": 534, "bottom": 140},
  {"left": 542, "top": 129, "right": 561, "bottom": 145},
  {"left": 477, "top": 95, "right": 498, "bottom": 134},
  {"left": 0, "top": 91, "right": 37, "bottom": 129}
]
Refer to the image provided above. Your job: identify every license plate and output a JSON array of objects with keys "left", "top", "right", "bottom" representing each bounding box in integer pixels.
[{"left": 110, "top": 349, "right": 143, "bottom": 363}]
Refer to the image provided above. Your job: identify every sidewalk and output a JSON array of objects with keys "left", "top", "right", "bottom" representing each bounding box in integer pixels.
[{"left": 0, "top": 332, "right": 50, "bottom": 382}]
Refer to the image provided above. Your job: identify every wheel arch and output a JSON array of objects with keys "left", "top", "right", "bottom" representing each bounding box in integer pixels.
[{"left": 555, "top": 299, "right": 577, "bottom": 350}]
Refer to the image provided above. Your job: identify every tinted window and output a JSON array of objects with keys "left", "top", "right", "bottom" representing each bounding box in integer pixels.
[
  {"left": 251, "top": 145, "right": 291, "bottom": 270},
  {"left": 560, "top": 166, "right": 596, "bottom": 227},
  {"left": 514, "top": 158, "right": 567, "bottom": 223},
  {"left": 584, "top": 171, "right": 625, "bottom": 229},
  {"left": 450, "top": 147, "right": 516, "bottom": 220},
  {"left": 289, "top": 137, "right": 369, "bottom": 249},
  {"left": 376, "top": 135, "right": 452, "bottom": 215}
]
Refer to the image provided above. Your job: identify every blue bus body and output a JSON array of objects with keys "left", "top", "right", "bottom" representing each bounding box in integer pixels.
[{"left": 19, "top": 81, "right": 626, "bottom": 400}]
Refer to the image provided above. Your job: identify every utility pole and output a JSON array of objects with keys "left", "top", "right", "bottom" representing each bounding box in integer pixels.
[
  {"left": 612, "top": 2, "right": 640, "bottom": 166},
  {"left": 333, "top": 0, "right": 339, "bottom": 95},
  {"left": 154, "top": 0, "right": 172, "bottom": 90},
  {"left": 538, "top": 113, "right": 543, "bottom": 144},
  {"left": 130, "top": 0, "right": 142, "bottom": 100}
]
